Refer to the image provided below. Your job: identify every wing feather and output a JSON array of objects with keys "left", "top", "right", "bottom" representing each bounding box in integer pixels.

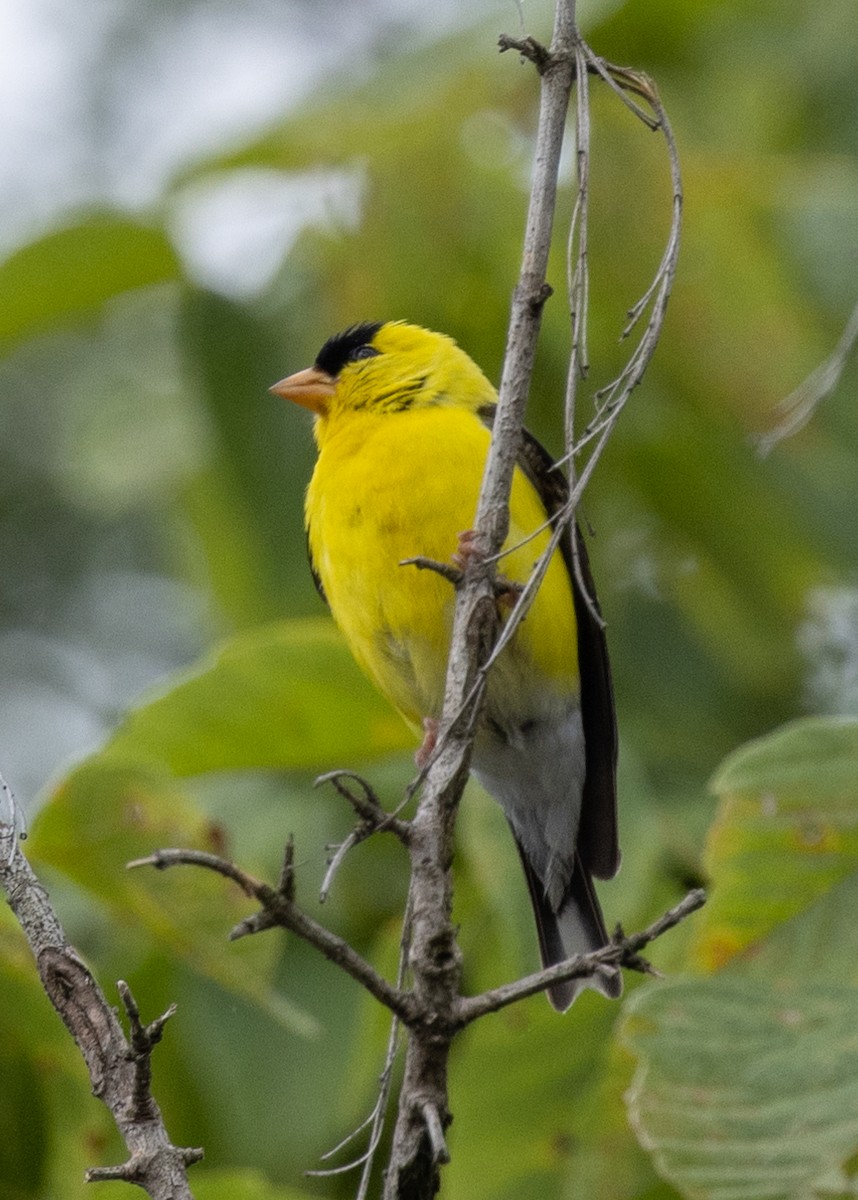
[{"left": 478, "top": 406, "right": 620, "bottom": 881}]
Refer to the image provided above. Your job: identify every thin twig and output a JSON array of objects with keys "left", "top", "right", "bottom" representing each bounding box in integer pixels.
[
  {"left": 306, "top": 895, "right": 412, "bottom": 1194},
  {"left": 131, "top": 847, "right": 416, "bottom": 1024},
  {"left": 320, "top": 831, "right": 364, "bottom": 902},
  {"left": 0, "top": 770, "right": 26, "bottom": 864},
  {"left": 400, "top": 555, "right": 463, "bottom": 587},
  {"left": 586, "top": 55, "right": 661, "bottom": 129},
  {"left": 756, "top": 297, "right": 858, "bottom": 455},
  {"left": 314, "top": 771, "right": 411, "bottom": 900},
  {"left": 566, "top": 34, "right": 592, "bottom": 442},
  {"left": 356, "top": 894, "right": 412, "bottom": 1198},
  {"left": 455, "top": 889, "right": 706, "bottom": 1025}
]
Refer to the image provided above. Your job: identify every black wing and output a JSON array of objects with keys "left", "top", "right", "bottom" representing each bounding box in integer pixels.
[{"left": 479, "top": 406, "right": 620, "bottom": 881}]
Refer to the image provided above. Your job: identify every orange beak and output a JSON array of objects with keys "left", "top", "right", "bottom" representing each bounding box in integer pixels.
[{"left": 269, "top": 365, "right": 336, "bottom": 415}]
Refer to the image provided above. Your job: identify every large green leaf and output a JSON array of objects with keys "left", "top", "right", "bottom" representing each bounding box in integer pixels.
[
  {"left": 32, "top": 618, "right": 413, "bottom": 1036},
  {"left": 0, "top": 215, "right": 180, "bottom": 349},
  {"left": 101, "top": 617, "right": 412, "bottom": 773},
  {"left": 690, "top": 717, "right": 858, "bottom": 971},
  {"left": 623, "top": 977, "right": 858, "bottom": 1200}
]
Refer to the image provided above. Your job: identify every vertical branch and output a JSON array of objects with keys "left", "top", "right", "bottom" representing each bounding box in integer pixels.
[
  {"left": 565, "top": 36, "right": 592, "bottom": 454},
  {"left": 382, "top": 3, "right": 581, "bottom": 1197},
  {"left": 477, "top": 3, "right": 578, "bottom": 563}
]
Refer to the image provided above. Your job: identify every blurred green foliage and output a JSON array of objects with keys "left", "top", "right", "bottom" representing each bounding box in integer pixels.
[{"left": 1, "top": 0, "right": 857, "bottom": 1196}]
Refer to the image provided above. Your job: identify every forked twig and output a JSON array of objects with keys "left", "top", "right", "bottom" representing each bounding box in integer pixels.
[
  {"left": 130, "top": 845, "right": 416, "bottom": 1024},
  {"left": 314, "top": 770, "right": 411, "bottom": 901}
]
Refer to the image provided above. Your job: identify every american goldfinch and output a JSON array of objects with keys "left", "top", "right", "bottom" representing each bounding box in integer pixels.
[{"left": 271, "top": 321, "right": 620, "bottom": 1009}]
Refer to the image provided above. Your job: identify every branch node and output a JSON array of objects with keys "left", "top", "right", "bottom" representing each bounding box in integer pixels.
[
  {"left": 86, "top": 1158, "right": 145, "bottom": 1185},
  {"left": 497, "top": 33, "right": 553, "bottom": 74},
  {"left": 529, "top": 281, "right": 554, "bottom": 316},
  {"left": 314, "top": 770, "right": 411, "bottom": 846},
  {"left": 85, "top": 1144, "right": 204, "bottom": 1186},
  {"left": 115, "top": 980, "right": 178, "bottom": 1121},
  {"left": 229, "top": 911, "right": 278, "bottom": 941}
]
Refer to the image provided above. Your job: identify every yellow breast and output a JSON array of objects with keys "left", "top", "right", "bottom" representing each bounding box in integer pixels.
[{"left": 307, "top": 405, "right": 579, "bottom": 729}]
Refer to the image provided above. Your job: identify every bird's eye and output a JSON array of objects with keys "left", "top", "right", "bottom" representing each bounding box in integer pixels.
[{"left": 349, "top": 344, "right": 380, "bottom": 362}]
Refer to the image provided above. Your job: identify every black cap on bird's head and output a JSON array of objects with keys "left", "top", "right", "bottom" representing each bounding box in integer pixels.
[{"left": 314, "top": 322, "right": 383, "bottom": 377}]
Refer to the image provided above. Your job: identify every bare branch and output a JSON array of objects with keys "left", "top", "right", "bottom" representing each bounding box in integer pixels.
[
  {"left": 131, "top": 846, "right": 416, "bottom": 1025},
  {"left": 382, "top": 6, "right": 581, "bottom": 1194},
  {"left": 0, "top": 804, "right": 201, "bottom": 1198},
  {"left": 455, "top": 889, "right": 706, "bottom": 1024}
]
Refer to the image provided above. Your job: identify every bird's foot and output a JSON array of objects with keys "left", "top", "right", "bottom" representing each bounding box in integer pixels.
[
  {"left": 415, "top": 717, "right": 440, "bottom": 769},
  {"left": 451, "top": 528, "right": 482, "bottom": 571},
  {"left": 453, "top": 529, "right": 522, "bottom": 608}
]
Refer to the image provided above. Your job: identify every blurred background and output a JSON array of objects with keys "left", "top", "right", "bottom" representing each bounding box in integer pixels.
[{"left": 1, "top": 0, "right": 856, "bottom": 1197}]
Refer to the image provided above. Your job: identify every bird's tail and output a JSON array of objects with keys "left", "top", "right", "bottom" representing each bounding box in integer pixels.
[{"left": 517, "top": 845, "right": 621, "bottom": 1012}]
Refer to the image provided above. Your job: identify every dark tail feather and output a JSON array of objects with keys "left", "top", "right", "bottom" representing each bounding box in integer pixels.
[{"left": 517, "top": 846, "right": 622, "bottom": 1012}]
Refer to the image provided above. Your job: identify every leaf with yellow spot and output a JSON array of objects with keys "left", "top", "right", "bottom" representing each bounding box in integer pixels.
[{"left": 691, "top": 716, "right": 858, "bottom": 971}]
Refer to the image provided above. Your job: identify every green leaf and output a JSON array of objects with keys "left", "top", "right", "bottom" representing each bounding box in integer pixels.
[
  {"left": 0, "top": 1039, "right": 49, "bottom": 1197},
  {"left": 33, "top": 618, "right": 413, "bottom": 1037},
  {"left": 742, "top": 871, "right": 858, "bottom": 990},
  {"left": 691, "top": 717, "right": 858, "bottom": 971},
  {"left": 101, "top": 617, "right": 412, "bottom": 774},
  {"left": 623, "top": 977, "right": 858, "bottom": 1200},
  {"left": 0, "top": 215, "right": 180, "bottom": 349},
  {"left": 711, "top": 716, "right": 858, "bottom": 796}
]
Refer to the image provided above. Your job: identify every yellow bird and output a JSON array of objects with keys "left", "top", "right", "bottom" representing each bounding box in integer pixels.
[{"left": 271, "top": 321, "right": 620, "bottom": 1009}]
